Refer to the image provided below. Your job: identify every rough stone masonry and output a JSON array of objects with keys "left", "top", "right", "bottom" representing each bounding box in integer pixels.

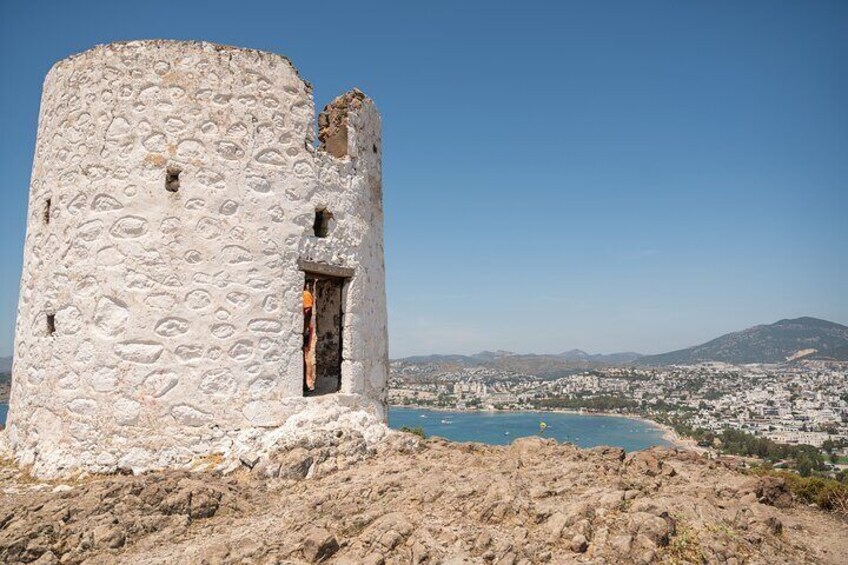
[{"left": 4, "top": 40, "right": 389, "bottom": 477}]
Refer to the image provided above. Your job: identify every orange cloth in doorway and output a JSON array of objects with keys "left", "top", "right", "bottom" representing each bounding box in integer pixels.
[{"left": 304, "top": 285, "right": 317, "bottom": 391}]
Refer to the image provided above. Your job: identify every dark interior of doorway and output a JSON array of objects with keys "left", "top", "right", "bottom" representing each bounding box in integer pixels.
[{"left": 304, "top": 274, "right": 344, "bottom": 396}]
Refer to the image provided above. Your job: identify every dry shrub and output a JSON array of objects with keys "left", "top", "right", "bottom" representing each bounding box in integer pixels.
[{"left": 752, "top": 468, "right": 848, "bottom": 515}]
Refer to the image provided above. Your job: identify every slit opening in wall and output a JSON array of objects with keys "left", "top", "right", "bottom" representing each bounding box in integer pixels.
[
  {"left": 313, "top": 208, "right": 332, "bottom": 238},
  {"left": 46, "top": 313, "right": 56, "bottom": 336},
  {"left": 166, "top": 166, "right": 181, "bottom": 192},
  {"left": 44, "top": 198, "right": 51, "bottom": 224},
  {"left": 302, "top": 271, "right": 347, "bottom": 397}
]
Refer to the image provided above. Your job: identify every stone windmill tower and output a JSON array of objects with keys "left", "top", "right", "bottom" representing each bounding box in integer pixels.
[{"left": 5, "top": 40, "right": 388, "bottom": 476}]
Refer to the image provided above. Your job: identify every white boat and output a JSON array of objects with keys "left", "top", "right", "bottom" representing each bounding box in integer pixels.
[{"left": 440, "top": 419, "right": 452, "bottom": 424}]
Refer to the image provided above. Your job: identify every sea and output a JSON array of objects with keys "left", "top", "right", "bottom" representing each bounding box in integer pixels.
[
  {"left": 389, "top": 407, "right": 670, "bottom": 451},
  {"left": 0, "top": 404, "right": 671, "bottom": 451}
]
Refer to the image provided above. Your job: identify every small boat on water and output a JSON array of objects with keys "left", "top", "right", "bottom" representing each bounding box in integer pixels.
[
  {"left": 504, "top": 431, "right": 511, "bottom": 436},
  {"left": 440, "top": 419, "right": 453, "bottom": 424},
  {"left": 419, "top": 414, "right": 427, "bottom": 418}
]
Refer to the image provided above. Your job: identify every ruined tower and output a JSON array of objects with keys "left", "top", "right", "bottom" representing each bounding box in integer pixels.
[{"left": 6, "top": 41, "right": 388, "bottom": 476}]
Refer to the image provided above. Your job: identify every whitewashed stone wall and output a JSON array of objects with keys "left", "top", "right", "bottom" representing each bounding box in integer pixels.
[{"left": 5, "top": 40, "right": 388, "bottom": 477}]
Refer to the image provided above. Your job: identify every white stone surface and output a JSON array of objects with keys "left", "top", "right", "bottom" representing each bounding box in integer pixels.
[{"left": 6, "top": 40, "right": 388, "bottom": 477}]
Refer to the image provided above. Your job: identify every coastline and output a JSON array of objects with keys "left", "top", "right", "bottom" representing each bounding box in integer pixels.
[{"left": 389, "top": 403, "right": 702, "bottom": 452}]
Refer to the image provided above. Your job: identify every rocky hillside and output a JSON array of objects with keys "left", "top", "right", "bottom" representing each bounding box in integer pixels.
[
  {"left": 1, "top": 431, "right": 846, "bottom": 564},
  {"left": 639, "top": 317, "right": 848, "bottom": 365}
]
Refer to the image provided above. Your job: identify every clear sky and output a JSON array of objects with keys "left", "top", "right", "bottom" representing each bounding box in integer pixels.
[{"left": 1, "top": 1, "right": 846, "bottom": 358}]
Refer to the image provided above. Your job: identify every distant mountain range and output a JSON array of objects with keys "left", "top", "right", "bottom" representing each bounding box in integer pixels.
[
  {"left": 637, "top": 317, "right": 848, "bottom": 365},
  {"left": 557, "top": 349, "right": 644, "bottom": 364},
  {"left": 394, "top": 317, "right": 848, "bottom": 372},
  {"left": 393, "top": 349, "right": 645, "bottom": 378},
  {"left": 0, "top": 357, "right": 11, "bottom": 373},
  {"left": 401, "top": 349, "right": 643, "bottom": 365}
]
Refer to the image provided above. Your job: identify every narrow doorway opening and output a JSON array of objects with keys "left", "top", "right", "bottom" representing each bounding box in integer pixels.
[{"left": 303, "top": 273, "right": 345, "bottom": 396}]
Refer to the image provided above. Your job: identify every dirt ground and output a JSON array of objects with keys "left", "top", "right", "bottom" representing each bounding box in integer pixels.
[{"left": 1, "top": 431, "right": 846, "bottom": 564}]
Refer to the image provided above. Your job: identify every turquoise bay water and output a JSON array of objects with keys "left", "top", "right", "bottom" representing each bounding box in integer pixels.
[
  {"left": 0, "top": 403, "right": 670, "bottom": 451},
  {"left": 388, "top": 407, "right": 670, "bottom": 451}
]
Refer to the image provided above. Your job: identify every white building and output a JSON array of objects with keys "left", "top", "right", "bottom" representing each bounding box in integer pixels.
[{"left": 6, "top": 40, "right": 388, "bottom": 477}]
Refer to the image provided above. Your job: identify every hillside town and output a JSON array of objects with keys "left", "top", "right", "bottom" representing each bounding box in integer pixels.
[{"left": 389, "top": 359, "right": 848, "bottom": 456}]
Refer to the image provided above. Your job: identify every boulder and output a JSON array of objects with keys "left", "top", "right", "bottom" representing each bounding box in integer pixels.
[
  {"left": 755, "top": 476, "right": 793, "bottom": 508},
  {"left": 92, "top": 524, "right": 125, "bottom": 549},
  {"left": 609, "top": 533, "right": 633, "bottom": 554},
  {"left": 302, "top": 527, "right": 339, "bottom": 562},
  {"left": 278, "top": 447, "right": 314, "bottom": 480},
  {"left": 570, "top": 534, "right": 589, "bottom": 553},
  {"left": 586, "top": 446, "right": 626, "bottom": 462},
  {"left": 626, "top": 452, "right": 664, "bottom": 477},
  {"left": 362, "top": 554, "right": 385, "bottom": 565},
  {"left": 159, "top": 480, "right": 222, "bottom": 519},
  {"left": 239, "top": 452, "right": 261, "bottom": 469},
  {"left": 31, "top": 550, "right": 58, "bottom": 565}
]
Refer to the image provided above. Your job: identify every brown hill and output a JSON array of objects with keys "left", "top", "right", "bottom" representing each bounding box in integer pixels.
[
  {"left": 639, "top": 317, "right": 848, "bottom": 365},
  {"left": 0, "top": 432, "right": 846, "bottom": 564}
]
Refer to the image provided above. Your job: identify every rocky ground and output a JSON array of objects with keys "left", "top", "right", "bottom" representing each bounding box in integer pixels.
[{"left": 0, "top": 431, "right": 846, "bottom": 564}]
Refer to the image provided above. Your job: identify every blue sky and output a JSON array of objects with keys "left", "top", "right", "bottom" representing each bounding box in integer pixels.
[{"left": 1, "top": 1, "right": 846, "bottom": 358}]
